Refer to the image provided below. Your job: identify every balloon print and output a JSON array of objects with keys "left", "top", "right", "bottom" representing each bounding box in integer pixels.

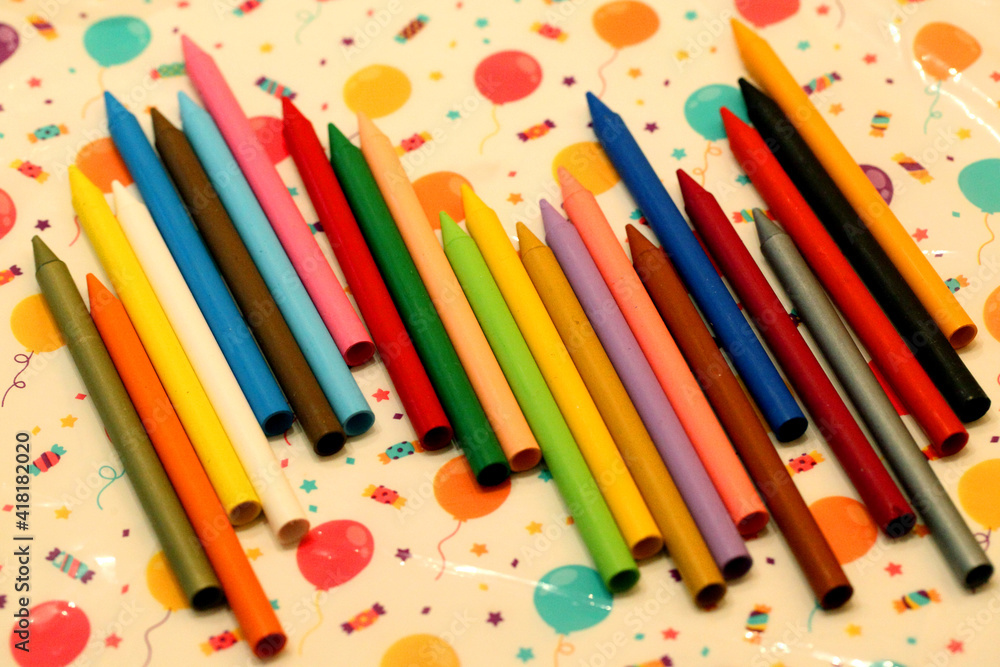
[
  {"left": 381, "top": 634, "right": 460, "bottom": 667},
  {"left": 591, "top": 1, "right": 659, "bottom": 97},
  {"left": 959, "top": 159, "right": 1000, "bottom": 264},
  {"left": 0, "top": 23, "right": 18, "bottom": 66},
  {"left": 75, "top": 138, "right": 134, "bottom": 193},
  {"left": 809, "top": 496, "right": 878, "bottom": 564},
  {"left": 343, "top": 65, "right": 412, "bottom": 119},
  {"left": 10, "top": 601, "right": 89, "bottom": 667},
  {"left": 10, "top": 294, "right": 66, "bottom": 353},
  {"left": 684, "top": 84, "right": 749, "bottom": 183},
  {"left": 534, "top": 565, "right": 612, "bottom": 638},
  {"left": 552, "top": 142, "right": 620, "bottom": 195},
  {"left": 147, "top": 551, "right": 189, "bottom": 612},
  {"left": 413, "top": 172, "right": 471, "bottom": 229},
  {"left": 432, "top": 456, "right": 511, "bottom": 579},
  {"left": 474, "top": 51, "right": 542, "bottom": 152},
  {"left": 860, "top": 164, "right": 893, "bottom": 205},
  {"left": 83, "top": 16, "right": 152, "bottom": 67},
  {"left": 958, "top": 459, "right": 1000, "bottom": 531},
  {"left": 0, "top": 187, "right": 15, "bottom": 240},
  {"left": 297, "top": 519, "right": 374, "bottom": 590},
  {"left": 913, "top": 22, "right": 982, "bottom": 81},
  {"left": 735, "top": 0, "right": 801, "bottom": 28},
  {"left": 249, "top": 116, "right": 289, "bottom": 165}
]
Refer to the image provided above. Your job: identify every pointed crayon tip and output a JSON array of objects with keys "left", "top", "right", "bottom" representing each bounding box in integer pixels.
[
  {"left": 737, "top": 77, "right": 758, "bottom": 98},
  {"left": 675, "top": 168, "right": 704, "bottom": 205},
  {"left": 439, "top": 211, "right": 466, "bottom": 246},
  {"left": 280, "top": 95, "right": 298, "bottom": 119},
  {"left": 556, "top": 166, "right": 584, "bottom": 198},
  {"left": 720, "top": 106, "right": 750, "bottom": 137},
  {"left": 32, "top": 235, "right": 59, "bottom": 270},
  {"left": 180, "top": 34, "right": 206, "bottom": 60},
  {"left": 111, "top": 180, "right": 135, "bottom": 216},
  {"left": 177, "top": 90, "right": 199, "bottom": 120},
  {"left": 625, "top": 223, "right": 655, "bottom": 259},
  {"left": 515, "top": 222, "right": 544, "bottom": 256},
  {"left": 730, "top": 18, "right": 755, "bottom": 43},
  {"left": 355, "top": 111, "right": 382, "bottom": 147},
  {"left": 85, "top": 273, "right": 114, "bottom": 309},
  {"left": 327, "top": 122, "right": 350, "bottom": 149},
  {"left": 149, "top": 107, "right": 175, "bottom": 139},
  {"left": 539, "top": 199, "right": 568, "bottom": 237},
  {"left": 68, "top": 165, "right": 99, "bottom": 202},
  {"left": 752, "top": 209, "right": 783, "bottom": 245},
  {"left": 103, "top": 90, "right": 127, "bottom": 117},
  {"left": 585, "top": 91, "right": 611, "bottom": 118},
  {"left": 460, "top": 183, "right": 485, "bottom": 212}
]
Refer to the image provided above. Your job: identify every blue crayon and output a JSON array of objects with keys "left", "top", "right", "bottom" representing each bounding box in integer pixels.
[
  {"left": 177, "top": 92, "right": 373, "bottom": 436},
  {"left": 586, "top": 92, "right": 806, "bottom": 441},
  {"left": 103, "top": 91, "right": 293, "bottom": 435}
]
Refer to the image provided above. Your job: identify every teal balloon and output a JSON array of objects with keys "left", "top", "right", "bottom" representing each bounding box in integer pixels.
[
  {"left": 684, "top": 84, "right": 750, "bottom": 142},
  {"left": 959, "top": 158, "right": 1000, "bottom": 214},
  {"left": 533, "top": 565, "right": 611, "bottom": 635},
  {"left": 84, "top": 16, "right": 151, "bottom": 67}
]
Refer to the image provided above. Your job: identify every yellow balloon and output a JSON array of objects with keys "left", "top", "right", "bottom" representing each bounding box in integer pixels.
[
  {"left": 593, "top": 1, "right": 659, "bottom": 50},
  {"left": 552, "top": 142, "right": 620, "bottom": 195},
  {"left": 10, "top": 294, "right": 65, "bottom": 353},
  {"left": 381, "top": 634, "right": 460, "bottom": 667},
  {"left": 146, "top": 551, "right": 189, "bottom": 611},
  {"left": 343, "top": 65, "right": 412, "bottom": 119},
  {"left": 958, "top": 459, "right": 1000, "bottom": 529}
]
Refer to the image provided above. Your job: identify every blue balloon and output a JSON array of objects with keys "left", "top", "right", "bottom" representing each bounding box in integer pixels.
[
  {"left": 84, "top": 16, "right": 151, "bottom": 68},
  {"left": 959, "top": 158, "right": 1000, "bottom": 214},
  {"left": 684, "top": 83, "right": 750, "bottom": 142},
  {"left": 533, "top": 565, "right": 612, "bottom": 635}
]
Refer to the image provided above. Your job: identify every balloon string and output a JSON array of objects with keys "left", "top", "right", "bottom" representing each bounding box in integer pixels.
[
  {"left": 96, "top": 465, "right": 126, "bottom": 509},
  {"left": 923, "top": 81, "right": 942, "bottom": 134},
  {"left": 806, "top": 601, "right": 820, "bottom": 632},
  {"left": 595, "top": 49, "right": 619, "bottom": 99},
  {"left": 434, "top": 519, "right": 463, "bottom": 581},
  {"left": 141, "top": 608, "right": 171, "bottom": 667},
  {"left": 834, "top": 0, "right": 845, "bottom": 29},
  {"left": 2, "top": 351, "right": 32, "bottom": 408},
  {"left": 80, "top": 67, "right": 106, "bottom": 119},
  {"left": 553, "top": 635, "right": 574, "bottom": 666},
  {"left": 976, "top": 528, "right": 991, "bottom": 550},
  {"left": 978, "top": 212, "right": 994, "bottom": 266},
  {"left": 69, "top": 215, "right": 81, "bottom": 246},
  {"left": 297, "top": 591, "right": 324, "bottom": 655},
  {"left": 689, "top": 141, "right": 722, "bottom": 186},
  {"left": 478, "top": 105, "right": 501, "bottom": 155},
  {"left": 294, "top": 3, "right": 323, "bottom": 44}
]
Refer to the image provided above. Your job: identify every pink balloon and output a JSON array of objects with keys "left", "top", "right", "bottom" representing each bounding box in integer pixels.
[
  {"left": 9, "top": 600, "right": 90, "bottom": 667},
  {"left": 474, "top": 51, "right": 542, "bottom": 105},
  {"left": 249, "top": 116, "right": 289, "bottom": 165},
  {"left": 0, "top": 188, "right": 15, "bottom": 241},
  {"left": 296, "top": 520, "right": 374, "bottom": 591}
]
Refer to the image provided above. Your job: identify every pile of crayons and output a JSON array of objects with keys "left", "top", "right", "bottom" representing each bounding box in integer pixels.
[{"left": 31, "top": 20, "right": 994, "bottom": 659}]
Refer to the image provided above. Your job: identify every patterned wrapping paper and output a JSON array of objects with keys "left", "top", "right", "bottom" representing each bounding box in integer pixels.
[{"left": 2, "top": 1, "right": 1000, "bottom": 664}]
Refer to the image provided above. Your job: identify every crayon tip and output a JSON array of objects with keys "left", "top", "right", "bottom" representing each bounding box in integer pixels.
[
  {"left": 625, "top": 223, "right": 655, "bottom": 260},
  {"left": 585, "top": 91, "right": 612, "bottom": 119},
  {"left": 515, "top": 222, "right": 544, "bottom": 256},
  {"left": 32, "top": 235, "right": 59, "bottom": 270},
  {"left": 85, "top": 273, "right": 113, "bottom": 308},
  {"left": 460, "top": 183, "right": 485, "bottom": 213},
  {"left": 280, "top": 96, "right": 305, "bottom": 126},
  {"left": 675, "top": 168, "right": 704, "bottom": 205},
  {"left": 355, "top": 112, "right": 382, "bottom": 148},
  {"left": 720, "top": 106, "right": 749, "bottom": 137},
  {"left": 176, "top": 90, "right": 200, "bottom": 122},
  {"left": 737, "top": 77, "right": 759, "bottom": 99},
  {"left": 556, "top": 166, "right": 584, "bottom": 199},
  {"left": 730, "top": 18, "right": 756, "bottom": 44},
  {"left": 327, "top": 122, "right": 352, "bottom": 153},
  {"left": 752, "top": 209, "right": 784, "bottom": 245},
  {"left": 180, "top": 34, "right": 206, "bottom": 60},
  {"left": 68, "top": 165, "right": 100, "bottom": 206},
  {"left": 439, "top": 211, "right": 466, "bottom": 246},
  {"left": 539, "top": 199, "right": 568, "bottom": 237},
  {"left": 149, "top": 107, "right": 174, "bottom": 139},
  {"left": 111, "top": 180, "right": 136, "bottom": 218},
  {"left": 103, "top": 90, "right": 127, "bottom": 118}
]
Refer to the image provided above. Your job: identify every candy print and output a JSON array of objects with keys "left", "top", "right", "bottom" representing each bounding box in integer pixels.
[
  {"left": 27, "top": 124, "right": 68, "bottom": 143},
  {"left": 893, "top": 153, "right": 933, "bottom": 184},
  {"left": 870, "top": 111, "right": 891, "bottom": 137},
  {"left": 363, "top": 484, "right": 407, "bottom": 508},
  {"left": 29, "top": 444, "right": 66, "bottom": 475},
  {"left": 341, "top": 603, "right": 386, "bottom": 634},
  {"left": 10, "top": 160, "right": 49, "bottom": 183},
  {"left": 1, "top": 265, "right": 23, "bottom": 286},
  {"left": 378, "top": 440, "right": 425, "bottom": 463},
  {"left": 395, "top": 132, "right": 432, "bottom": 155},
  {"left": 517, "top": 119, "right": 556, "bottom": 142},
  {"left": 626, "top": 658, "right": 672, "bottom": 667},
  {"left": 150, "top": 62, "right": 186, "bottom": 79},
  {"left": 802, "top": 71, "right": 841, "bottom": 95},
  {"left": 532, "top": 23, "right": 568, "bottom": 41},
  {"left": 395, "top": 15, "right": 429, "bottom": 43},
  {"left": 27, "top": 15, "right": 57, "bottom": 40},
  {"left": 255, "top": 76, "right": 297, "bottom": 99},
  {"left": 234, "top": 0, "right": 265, "bottom": 16},
  {"left": 744, "top": 605, "right": 770, "bottom": 644},
  {"left": 786, "top": 450, "right": 824, "bottom": 476},
  {"left": 894, "top": 589, "right": 941, "bottom": 613},
  {"left": 45, "top": 548, "right": 95, "bottom": 583},
  {"left": 199, "top": 629, "right": 242, "bottom": 654}
]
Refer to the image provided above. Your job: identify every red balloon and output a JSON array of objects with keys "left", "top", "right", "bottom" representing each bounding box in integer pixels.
[
  {"left": 474, "top": 51, "right": 542, "bottom": 105},
  {"left": 735, "top": 0, "right": 800, "bottom": 28},
  {"left": 9, "top": 600, "right": 90, "bottom": 667},
  {"left": 296, "top": 520, "right": 374, "bottom": 591}
]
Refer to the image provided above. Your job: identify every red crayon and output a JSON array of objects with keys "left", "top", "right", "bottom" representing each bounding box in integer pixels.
[
  {"left": 721, "top": 109, "right": 967, "bottom": 458},
  {"left": 678, "top": 170, "right": 915, "bottom": 536},
  {"left": 282, "top": 99, "right": 452, "bottom": 449}
]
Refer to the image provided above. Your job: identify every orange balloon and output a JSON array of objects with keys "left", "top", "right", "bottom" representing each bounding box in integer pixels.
[
  {"left": 809, "top": 496, "right": 878, "bottom": 564},
  {"left": 433, "top": 456, "right": 510, "bottom": 521},
  {"left": 76, "top": 138, "right": 133, "bottom": 193},
  {"left": 593, "top": 1, "right": 659, "bottom": 50},
  {"left": 913, "top": 22, "right": 982, "bottom": 81},
  {"left": 413, "top": 171, "right": 471, "bottom": 230},
  {"left": 983, "top": 286, "right": 1000, "bottom": 342}
]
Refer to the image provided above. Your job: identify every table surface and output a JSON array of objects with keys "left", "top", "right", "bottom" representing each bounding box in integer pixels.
[{"left": 2, "top": 1, "right": 1000, "bottom": 665}]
